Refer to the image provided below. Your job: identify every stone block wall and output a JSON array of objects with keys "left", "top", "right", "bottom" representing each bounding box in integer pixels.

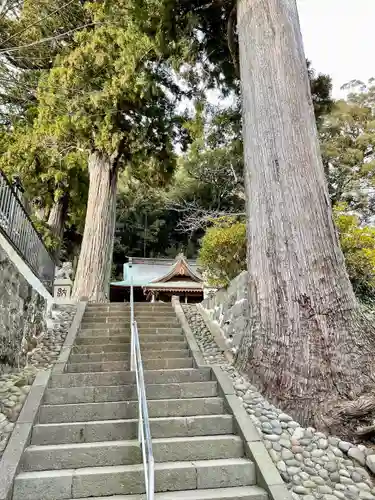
[
  {"left": 201, "top": 270, "right": 249, "bottom": 350},
  {"left": 0, "top": 246, "right": 47, "bottom": 374}
]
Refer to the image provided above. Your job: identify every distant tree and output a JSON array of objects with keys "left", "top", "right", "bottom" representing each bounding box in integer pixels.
[{"left": 320, "top": 81, "right": 375, "bottom": 222}]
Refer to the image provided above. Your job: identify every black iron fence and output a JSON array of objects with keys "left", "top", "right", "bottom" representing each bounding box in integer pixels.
[{"left": 0, "top": 170, "right": 55, "bottom": 292}]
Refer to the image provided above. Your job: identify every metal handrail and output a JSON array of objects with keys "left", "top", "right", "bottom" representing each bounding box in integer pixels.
[
  {"left": 130, "top": 276, "right": 155, "bottom": 500},
  {"left": 0, "top": 169, "right": 56, "bottom": 291}
]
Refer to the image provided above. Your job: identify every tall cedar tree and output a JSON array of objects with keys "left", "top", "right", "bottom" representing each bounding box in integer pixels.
[
  {"left": 236, "top": 0, "right": 375, "bottom": 436},
  {"left": 37, "top": 0, "right": 190, "bottom": 300},
  {"left": 175, "top": 0, "right": 375, "bottom": 436}
]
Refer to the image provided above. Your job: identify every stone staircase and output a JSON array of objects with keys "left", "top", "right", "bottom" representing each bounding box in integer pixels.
[{"left": 12, "top": 303, "right": 268, "bottom": 499}]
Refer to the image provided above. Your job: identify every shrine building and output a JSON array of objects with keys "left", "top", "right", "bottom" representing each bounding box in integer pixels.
[{"left": 110, "top": 254, "right": 204, "bottom": 303}]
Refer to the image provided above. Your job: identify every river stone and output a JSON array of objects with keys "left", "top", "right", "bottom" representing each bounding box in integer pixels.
[
  {"left": 333, "top": 492, "right": 346, "bottom": 499},
  {"left": 287, "top": 466, "right": 301, "bottom": 475},
  {"left": 293, "top": 486, "right": 309, "bottom": 494},
  {"left": 269, "top": 449, "right": 280, "bottom": 462},
  {"left": 312, "top": 449, "right": 325, "bottom": 458},
  {"left": 280, "top": 438, "right": 292, "bottom": 449},
  {"left": 279, "top": 413, "right": 292, "bottom": 422},
  {"left": 292, "top": 475, "right": 301, "bottom": 485},
  {"left": 348, "top": 447, "right": 366, "bottom": 466},
  {"left": 265, "top": 434, "right": 280, "bottom": 442},
  {"left": 292, "top": 428, "right": 305, "bottom": 440},
  {"left": 281, "top": 449, "right": 294, "bottom": 461},
  {"left": 302, "top": 480, "right": 316, "bottom": 489},
  {"left": 359, "top": 493, "right": 375, "bottom": 500},
  {"left": 325, "top": 461, "right": 338, "bottom": 473},
  {"left": 318, "top": 438, "right": 329, "bottom": 450},
  {"left": 357, "top": 483, "right": 371, "bottom": 491},
  {"left": 366, "top": 455, "right": 375, "bottom": 474},
  {"left": 338, "top": 441, "right": 352, "bottom": 453},
  {"left": 317, "top": 485, "right": 333, "bottom": 494},
  {"left": 340, "top": 476, "right": 354, "bottom": 485},
  {"left": 277, "top": 461, "right": 287, "bottom": 473},
  {"left": 311, "top": 475, "right": 325, "bottom": 485},
  {"left": 351, "top": 471, "right": 363, "bottom": 482}
]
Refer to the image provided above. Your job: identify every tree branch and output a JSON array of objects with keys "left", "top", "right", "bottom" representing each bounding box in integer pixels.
[{"left": 167, "top": 200, "right": 244, "bottom": 233}]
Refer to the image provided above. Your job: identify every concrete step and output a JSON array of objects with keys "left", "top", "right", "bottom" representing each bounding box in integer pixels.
[
  {"left": 85, "top": 303, "right": 173, "bottom": 309},
  {"left": 69, "top": 349, "right": 190, "bottom": 363},
  {"left": 49, "top": 368, "right": 212, "bottom": 388},
  {"left": 38, "top": 397, "right": 226, "bottom": 423},
  {"left": 44, "top": 381, "right": 218, "bottom": 404},
  {"left": 76, "top": 333, "right": 184, "bottom": 344},
  {"left": 83, "top": 314, "right": 178, "bottom": 321},
  {"left": 22, "top": 435, "right": 244, "bottom": 471},
  {"left": 78, "top": 327, "right": 183, "bottom": 336},
  {"left": 13, "top": 458, "right": 255, "bottom": 498},
  {"left": 65, "top": 357, "right": 193, "bottom": 373},
  {"left": 31, "top": 414, "right": 234, "bottom": 445},
  {"left": 80, "top": 322, "right": 179, "bottom": 330},
  {"left": 72, "top": 487, "right": 268, "bottom": 500},
  {"left": 72, "top": 341, "right": 188, "bottom": 354}
]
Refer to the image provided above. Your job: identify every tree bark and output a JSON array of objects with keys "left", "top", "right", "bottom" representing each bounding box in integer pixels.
[
  {"left": 72, "top": 150, "right": 118, "bottom": 302},
  {"left": 236, "top": 0, "right": 375, "bottom": 434},
  {"left": 47, "top": 194, "right": 69, "bottom": 261}
]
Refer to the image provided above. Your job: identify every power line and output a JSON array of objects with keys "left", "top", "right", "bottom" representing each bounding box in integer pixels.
[
  {"left": 0, "top": 22, "right": 98, "bottom": 55},
  {"left": 1, "top": 0, "right": 78, "bottom": 46}
]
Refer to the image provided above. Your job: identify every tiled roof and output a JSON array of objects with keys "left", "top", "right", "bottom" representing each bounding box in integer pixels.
[{"left": 111, "top": 256, "right": 202, "bottom": 288}]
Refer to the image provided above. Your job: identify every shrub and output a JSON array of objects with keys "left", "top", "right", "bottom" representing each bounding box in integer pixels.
[
  {"left": 333, "top": 204, "right": 375, "bottom": 298},
  {"left": 199, "top": 217, "right": 246, "bottom": 287}
]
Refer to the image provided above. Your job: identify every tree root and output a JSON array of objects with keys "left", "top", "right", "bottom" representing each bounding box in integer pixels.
[{"left": 315, "top": 393, "right": 375, "bottom": 441}]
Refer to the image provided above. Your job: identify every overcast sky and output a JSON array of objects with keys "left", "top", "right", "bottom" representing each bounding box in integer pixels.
[{"left": 297, "top": 0, "right": 375, "bottom": 98}]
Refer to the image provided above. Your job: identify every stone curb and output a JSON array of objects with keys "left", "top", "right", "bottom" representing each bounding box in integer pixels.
[
  {"left": 0, "top": 302, "right": 86, "bottom": 500},
  {"left": 196, "top": 303, "right": 234, "bottom": 364},
  {"left": 52, "top": 301, "right": 87, "bottom": 374},
  {"left": 173, "top": 300, "right": 206, "bottom": 367},
  {"left": 177, "top": 303, "right": 292, "bottom": 500}
]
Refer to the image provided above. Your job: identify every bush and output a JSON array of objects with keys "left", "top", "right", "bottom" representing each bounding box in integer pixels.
[
  {"left": 199, "top": 217, "right": 246, "bottom": 287},
  {"left": 334, "top": 204, "right": 375, "bottom": 298}
]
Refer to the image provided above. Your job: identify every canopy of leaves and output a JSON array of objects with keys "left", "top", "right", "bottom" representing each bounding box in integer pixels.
[
  {"left": 199, "top": 216, "right": 246, "bottom": 287},
  {"left": 35, "top": 0, "right": 194, "bottom": 171}
]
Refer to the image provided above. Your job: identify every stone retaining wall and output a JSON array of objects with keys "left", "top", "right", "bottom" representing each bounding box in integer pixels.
[
  {"left": 0, "top": 246, "right": 47, "bottom": 373},
  {"left": 0, "top": 304, "right": 76, "bottom": 457},
  {"left": 183, "top": 304, "right": 375, "bottom": 500},
  {"left": 202, "top": 270, "right": 249, "bottom": 351}
]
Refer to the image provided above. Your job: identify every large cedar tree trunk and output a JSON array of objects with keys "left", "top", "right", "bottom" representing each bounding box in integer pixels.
[
  {"left": 47, "top": 193, "right": 68, "bottom": 261},
  {"left": 236, "top": 0, "right": 375, "bottom": 436},
  {"left": 72, "top": 151, "right": 118, "bottom": 302}
]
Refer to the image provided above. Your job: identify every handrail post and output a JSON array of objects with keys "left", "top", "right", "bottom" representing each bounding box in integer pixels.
[
  {"left": 128, "top": 259, "right": 154, "bottom": 500},
  {"left": 130, "top": 263, "right": 135, "bottom": 372}
]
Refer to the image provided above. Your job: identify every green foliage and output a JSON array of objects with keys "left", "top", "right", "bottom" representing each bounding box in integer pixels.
[
  {"left": 199, "top": 217, "right": 246, "bottom": 287},
  {"left": 31, "top": 218, "right": 60, "bottom": 252},
  {"left": 334, "top": 204, "right": 375, "bottom": 298},
  {"left": 320, "top": 80, "right": 375, "bottom": 219}
]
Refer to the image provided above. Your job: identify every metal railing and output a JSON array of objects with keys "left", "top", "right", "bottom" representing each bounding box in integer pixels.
[
  {"left": 130, "top": 276, "right": 155, "bottom": 500},
  {"left": 0, "top": 170, "right": 56, "bottom": 292}
]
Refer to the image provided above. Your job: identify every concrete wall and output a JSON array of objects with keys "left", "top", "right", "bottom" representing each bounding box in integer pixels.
[
  {"left": 201, "top": 270, "right": 249, "bottom": 350},
  {"left": 0, "top": 246, "right": 47, "bottom": 374}
]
